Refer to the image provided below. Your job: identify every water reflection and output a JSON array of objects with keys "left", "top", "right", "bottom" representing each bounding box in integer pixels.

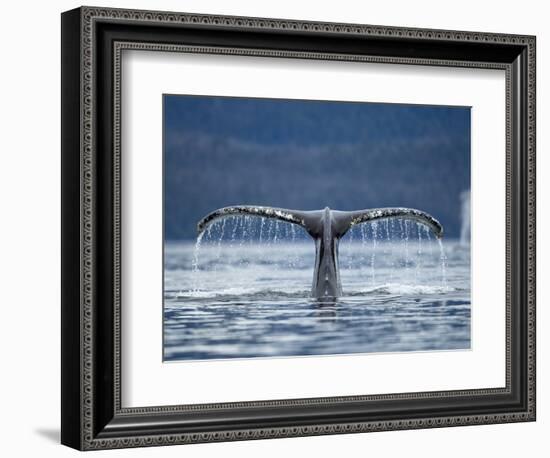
[{"left": 164, "top": 234, "right": 470, "bottom": 361}]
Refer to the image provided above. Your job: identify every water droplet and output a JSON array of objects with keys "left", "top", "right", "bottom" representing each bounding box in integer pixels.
[
  {"left": 371, "top": 221, "right": 378, "bottom": 285},
  {"left": 437, "top": 238, "right": 448, "bottom": 289},
  {"left": 191, "top": 231, "right": 205, "bottom": 292}
]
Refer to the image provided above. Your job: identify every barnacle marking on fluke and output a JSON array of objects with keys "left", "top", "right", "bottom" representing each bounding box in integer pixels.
[
  {"left": 197, "top": 205, "right": 307, "bottom": 233},
  {"left": 349, "top": 207, "right": 443, "bottom": 239}
]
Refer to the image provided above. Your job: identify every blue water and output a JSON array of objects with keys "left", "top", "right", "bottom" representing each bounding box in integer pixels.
[{"left": 164, "top": 220, "right": 470, "bottom": 361}]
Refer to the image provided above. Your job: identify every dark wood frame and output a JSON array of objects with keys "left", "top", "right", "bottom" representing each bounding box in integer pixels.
[{"left": 61, "top": 6, "right": 536, "bottom": 450}]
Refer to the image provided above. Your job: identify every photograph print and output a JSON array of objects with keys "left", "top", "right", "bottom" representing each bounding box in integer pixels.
[{"left": 163, "top": 95, "right": 471, "bottom": 362}]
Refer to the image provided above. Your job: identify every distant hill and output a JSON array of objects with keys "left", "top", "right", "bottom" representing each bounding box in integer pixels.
[{"left": 164, "top": 95, "right": 470, "bottom": 240}]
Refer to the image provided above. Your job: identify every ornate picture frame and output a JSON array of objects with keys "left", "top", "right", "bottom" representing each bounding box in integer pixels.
[{"left": 61, "top": 6, "right": 536, "bottom": 450}]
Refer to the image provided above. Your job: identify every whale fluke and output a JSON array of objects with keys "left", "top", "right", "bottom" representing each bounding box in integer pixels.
[
  {"left": 197, "top": 205, "right": 312, "bottom": 234},
  {"left": 345, "top": 207, "right": 443, "bottom": 239},
  {"left": 197, "top": 205, "right": 443, "bottom": 299}
]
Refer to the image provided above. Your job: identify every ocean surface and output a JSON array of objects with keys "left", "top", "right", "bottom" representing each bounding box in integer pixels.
[{"left": 164, "top": 220, "right": 470, "bottom": 361}]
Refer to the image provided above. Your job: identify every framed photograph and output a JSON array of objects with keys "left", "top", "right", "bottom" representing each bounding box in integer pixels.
[{"left": 61, "top": 6, "right": 536, "bottom": 450}]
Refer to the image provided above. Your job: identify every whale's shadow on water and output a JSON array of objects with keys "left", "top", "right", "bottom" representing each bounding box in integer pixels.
[{"left": 308, "top": 296, "right": 338, "bottom": 316}]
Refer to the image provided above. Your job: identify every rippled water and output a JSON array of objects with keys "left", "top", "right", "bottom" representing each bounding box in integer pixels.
[{"left": 164, "top": 221, "right": 470, "bottom": 361}]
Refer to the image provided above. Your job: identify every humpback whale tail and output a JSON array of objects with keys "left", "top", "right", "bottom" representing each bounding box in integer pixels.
[{"left": 197, "top": 206, "right": 443, "bottom": 299}]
